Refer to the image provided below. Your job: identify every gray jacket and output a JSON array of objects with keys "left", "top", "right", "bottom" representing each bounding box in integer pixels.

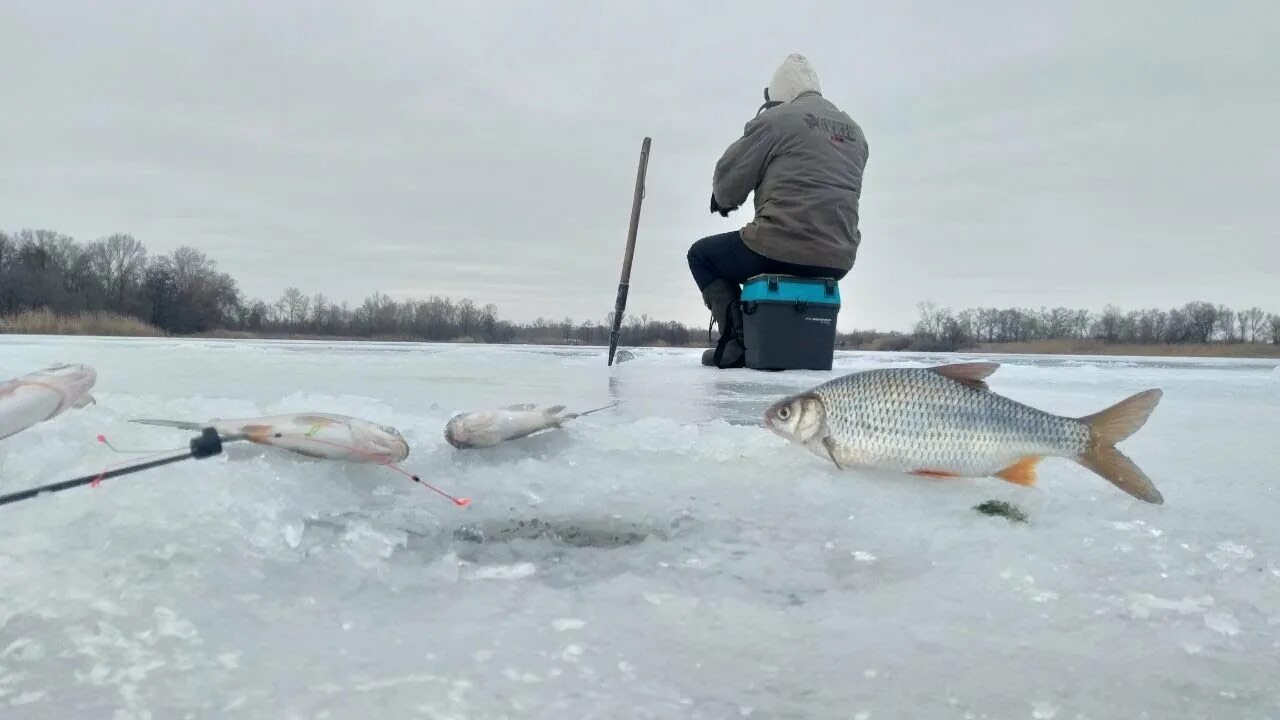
[{"left": 712, "top": 91, "right": 869, "bottom": 272}]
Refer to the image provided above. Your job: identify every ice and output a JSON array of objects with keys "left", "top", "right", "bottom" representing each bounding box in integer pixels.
[
  {"left": 1032, "top": 701, "right": 1059, "bottom": 719},
  {"left": 1204, "top": 612, "right": 1243, "bottom": 637},
  {"left": 2, "top": 336, "right": 1279, "bottom": 719}
]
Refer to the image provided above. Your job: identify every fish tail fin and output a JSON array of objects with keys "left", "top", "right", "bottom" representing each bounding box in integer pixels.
[
  {"left": 129, "top": 418, "right": 204, "bottom": 431},
  {"left": 1074, "top": 389, "right": 1164, "bottom": 504},
  {"left": 1079, "top": 389, "right": 1162, "bottom": 447}
]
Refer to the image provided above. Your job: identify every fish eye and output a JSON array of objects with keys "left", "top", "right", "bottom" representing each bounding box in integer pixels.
[{"left": 778, "top": 406, "right": 791, "bottom": 420}]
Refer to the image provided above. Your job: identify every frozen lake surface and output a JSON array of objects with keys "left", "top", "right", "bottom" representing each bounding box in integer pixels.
[{"left": 2, "top": 335, "right": 1278, "bottom": 719}]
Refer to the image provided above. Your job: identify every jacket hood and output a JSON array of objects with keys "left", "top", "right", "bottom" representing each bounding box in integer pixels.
[{"left": 766, "top": 53, "right": 822, "bottom": 104}]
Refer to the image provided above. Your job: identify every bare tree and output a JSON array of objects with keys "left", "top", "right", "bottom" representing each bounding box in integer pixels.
[
  {"left": 169, "top": 246, "right": 213, "bottom": 293},
  {"left": 1042, "top": 307, "right": 1076, "bottom": 339},
  {"left": 914, "top": 301, "right": 946, "bottom": 342},
  {"left": 309, "top": 293, "right": 328, "bottom": 331},
  {"left": 1073, "top": 309, "right": 1092, "bottom": 339},
  {"left": 1217, "top": 305, "right": 1237, "bottom": 342},
  {"left": 457, "top": 298, "right": 479, "bottom": 337},
  {"left": 1093, "top": 305, "right": 1124, "bottom": 342},
  {"left": 280, "top": 287, "right": 308, "bottom": 326},
  {"left": 1238, "top": 307, "right": 1266, "bottom": 343},
  {"left": 91, "top": 234, "right": 147, "bottom": 311},
  {"left": 1184, "top": 302, "right": 1218, "bottom": 343}
]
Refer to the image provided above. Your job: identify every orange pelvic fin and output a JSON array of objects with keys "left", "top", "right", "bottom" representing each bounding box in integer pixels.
[
  {"left": 929, "top": 362, "right": 1000, "bottom": 391},
  {"left": 911, "top": 468, "right": 960, "bottom": 479},
  {"left": 995, "top": 456, "right": 1042, "bottom": 486}
]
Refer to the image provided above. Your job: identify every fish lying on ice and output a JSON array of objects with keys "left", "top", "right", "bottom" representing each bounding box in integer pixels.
[
  {"left": 131, "top": 412, "right": 410, "bottom": 463},
  {"left": 0, "top": 363, "right": 97, "bottom": 441},
  {"left": 444, "top": 402, "right": 620, "bottom": 449},
  {"left": 762, "top": 362, "right": 1165, "bottom": 504}
]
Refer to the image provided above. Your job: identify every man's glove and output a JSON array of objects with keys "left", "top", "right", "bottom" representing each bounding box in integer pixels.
[{"left": 710, "top": 193, "right": 737, "bottom": 217}]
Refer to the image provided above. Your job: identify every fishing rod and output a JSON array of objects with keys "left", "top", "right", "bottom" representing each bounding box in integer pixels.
[
  {"left": 1, "top": 426, "right": 470, "bottom": 509},
  {"left": 0, "top": 427, "right": 227, "bottom": 507},
  {"left": 607, "top": 136, "right": 652, "bottom": 367}
]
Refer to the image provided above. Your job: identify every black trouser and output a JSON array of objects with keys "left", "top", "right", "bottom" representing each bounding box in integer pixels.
[{"left": 686, "top": 230, "right": 847, "bottom": 291}]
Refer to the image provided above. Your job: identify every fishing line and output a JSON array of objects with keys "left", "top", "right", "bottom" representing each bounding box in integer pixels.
[
  {"left": 0, "top": 428, "right": 470, "bottom": 509},
  {"left": 88, "top": 446, "right": 193, "bottom": 486},
  {"left": 96, "top": 433, "right": 188, "bottom": 455}
]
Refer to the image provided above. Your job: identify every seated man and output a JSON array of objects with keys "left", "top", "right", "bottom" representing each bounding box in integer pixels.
[{"left": 688, "top": 53, "right": 869, "bottom": 368}]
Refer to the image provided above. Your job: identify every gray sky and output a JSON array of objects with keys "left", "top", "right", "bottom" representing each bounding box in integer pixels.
[{"left": 2, "top": 1, "right": 1277, "bottom": 332}]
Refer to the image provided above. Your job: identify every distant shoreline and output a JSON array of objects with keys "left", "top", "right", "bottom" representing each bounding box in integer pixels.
[
  {"left": 5, "top": 325, "right": 1278, "bottom": 360},
  {"left": 968, "top": 340, "right": 1280, "bottom": 359}
]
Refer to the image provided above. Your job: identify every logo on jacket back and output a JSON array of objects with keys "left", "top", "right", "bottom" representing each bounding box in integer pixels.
[{"left": 804, "top": 113, "right": 858, "bottom": 144}]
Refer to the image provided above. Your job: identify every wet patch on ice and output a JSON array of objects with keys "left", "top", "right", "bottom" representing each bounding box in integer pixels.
[
  {"left": 294, "top": 509, "right": 703, "bottom": 588},
  {"left": 972, "top": 499, "right": 1030, "bottom": 523},
  {"left": 451, "top": 515, "right": 679, "bottom": 549}
]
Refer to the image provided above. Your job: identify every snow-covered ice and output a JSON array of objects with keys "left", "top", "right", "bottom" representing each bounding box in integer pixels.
[{"left": 1, "top": 335, "right": 1278, "bottom": 719}]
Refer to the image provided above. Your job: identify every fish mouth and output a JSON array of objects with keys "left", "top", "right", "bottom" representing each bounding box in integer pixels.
[
  {"left": 443, "top": 416, "right": 476, "bottom": 449},
  {"left": 762, "top": 422, "right": 791, "bottom": 441},
  {"left": 360, "top": 433, "right": 410, "bottom": 462},
  {"left": 364, "top": 445, "right": 410, "bottom": 463},
  {"left": 63, "top": 369, "right": 97, "bottom": 399},
  {"left": 761, "top": 404, "right": 786, "bottom": 435}
]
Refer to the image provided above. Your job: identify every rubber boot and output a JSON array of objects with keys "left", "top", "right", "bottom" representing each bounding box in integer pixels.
[{"left": 699, "top": 279, "right": 746, "bottom": 368}]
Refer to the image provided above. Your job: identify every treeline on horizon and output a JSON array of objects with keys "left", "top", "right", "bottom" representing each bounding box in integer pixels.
[
  {"left": 2, "top": 227, "right": 1278, "bottom": 349},
  {"left": 902, "top": 300, "right": 1280, "bottom": 350},
  {"left": 0, "top": 228, "right": 697, "bottom": 346}
]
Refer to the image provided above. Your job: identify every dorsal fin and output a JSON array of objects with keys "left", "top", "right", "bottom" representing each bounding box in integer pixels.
[{"left": 929, "top": 362, "right": 1000, "bottom": 390}]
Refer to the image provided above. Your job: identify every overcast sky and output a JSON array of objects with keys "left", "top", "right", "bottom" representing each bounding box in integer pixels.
[{"left": 2, "top": 1, "right": 1277, "bottom": 332}]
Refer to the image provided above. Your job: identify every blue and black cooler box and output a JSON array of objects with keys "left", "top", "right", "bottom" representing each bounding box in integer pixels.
[{"left": 740, "top": 274, "right": 841, "bottom": 371}]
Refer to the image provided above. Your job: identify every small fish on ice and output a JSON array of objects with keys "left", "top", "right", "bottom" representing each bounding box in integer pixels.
[
  {"left": 130, "top": 412, "right": 410, "bottom": 463},
  {"left": 0, "top": 363, "right": 97, "bottom": 442},
  {"left": 444, "top": 402, "right": 620, "bottom": 449},
  {"left": 763, "top": 362, "right": 1165, "bottom": 504}
]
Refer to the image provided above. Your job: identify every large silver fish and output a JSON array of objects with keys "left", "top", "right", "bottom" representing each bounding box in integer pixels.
[
  {"left": 444, "top": 402, "right": 619, "bottom": 449},
  {"left": 0, "top": 363, "right": 97, "bottom": 441},
  {"left": 131, "top": 412, "right": 410, "bottom": 463},
  {"left": 762, "top": 362, "right": 1165, "bottom": 504}
]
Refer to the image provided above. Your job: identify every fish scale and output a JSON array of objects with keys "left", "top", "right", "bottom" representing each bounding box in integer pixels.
[
  {"left": 763, "top": 362, "right": 1165, "bottom": 504},
  {"left": 815, "top": 368, "right": 1089, "bottom": 476}
]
